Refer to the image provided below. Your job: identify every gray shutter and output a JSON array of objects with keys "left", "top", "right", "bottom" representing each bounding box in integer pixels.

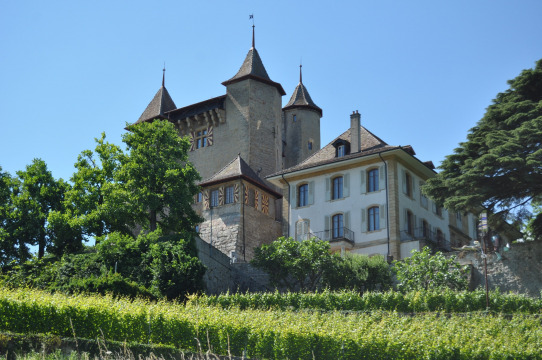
[
  {"left": 295, "top": 221, "right": 302, "bottom": 241},
  {"left": 412, "top": 176, "right": 416, "bottom": 197},
  {"left": 343, "top": 174, "right": 350, "bottom": 197},
  {"left": 325, "top": 178, "right": 331, "bottom": 201},
  {"left": 291, "top": 184, "right": 297, "bottom": 208},
  {"left": 308, "top": 181, "right": 315, "bottom": 205},
  {"left": 361, "top": 208, "right": 367, "bottom": 232},
  {"left": 379, "top": 165, "right": 386, "bottom": 190},
  {"left": 360, "top": 170, "right": 366, "bottom": 194},
  {"left": 345, "top": 211, "right": 350, "bottom": 229},
  {"left": 402, "top": 170, "right": 407, "bottom": 194},
  {"left": 380, "top": 204, "right": 386, "bottom": 228}
]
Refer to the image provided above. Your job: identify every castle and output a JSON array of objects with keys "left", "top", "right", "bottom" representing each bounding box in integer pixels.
[{"left": 133, "top": 29, "right": 477, "bottom": 262}]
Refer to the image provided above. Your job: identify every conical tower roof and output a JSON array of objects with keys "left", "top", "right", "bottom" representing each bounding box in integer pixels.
[
  {"left": 222, "top": 28, "right": 285, "bottom": 95},
  {"left": 283, "top": 65, "right": 322, "bottom": 116},
  {"left": 134, "top": 69, "right": 177, "bottom": 125}
]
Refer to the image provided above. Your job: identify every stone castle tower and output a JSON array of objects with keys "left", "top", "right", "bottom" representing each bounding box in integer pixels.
[{"left": 133, "top": 28, "right": 321, "bottom": 261}]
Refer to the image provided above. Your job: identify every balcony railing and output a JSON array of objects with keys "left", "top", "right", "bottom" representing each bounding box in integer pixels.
[
  {"left": 400, "top": 227, "right": 451, "bottom": 251},
  {"left": 312, "top": 227, "right": 355, "bottom": 245}
]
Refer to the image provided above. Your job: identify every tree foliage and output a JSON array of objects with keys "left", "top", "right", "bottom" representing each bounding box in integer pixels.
[
  {"left": 252, "top": 237, "right": 393, "bottom": 292},
  {"left": 424, "top": 59, "right": 542, "bottom": 237},
  {"left": 393, "top": 247, "right": 468, "bottom": 292},
  {"left": 119, "top": 120, "right": 201, "bottom": 232}
]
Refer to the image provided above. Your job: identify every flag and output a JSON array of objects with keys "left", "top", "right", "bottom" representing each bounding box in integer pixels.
[{"left": 249, "top": 14, "right": 253, "bottom": 19}]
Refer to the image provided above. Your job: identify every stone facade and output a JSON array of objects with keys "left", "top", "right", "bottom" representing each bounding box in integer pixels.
[{"left": 455, "top": 241, "right": 542, "bottom": 297}]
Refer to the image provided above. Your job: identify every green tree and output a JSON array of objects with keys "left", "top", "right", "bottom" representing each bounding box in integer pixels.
[
  {"left": 393, "top": 247, "right": 468, "bottom": 292},
  {"left": 11, "top": 159, "right": 66, "bottom": 259},
  {"left": 119, "top": 120, "right": 202, "bottom": 232},
  {"left": 251, "top": 237, "right": 336, "bottom": 291},
  {"left": 424, "top": 59, "right": 542, "bottom": 237},
  {"left": 323, "top": 253, "right": 393, "bottom": 292},
  {"left": 0, "top": 167, "right": 18, "bottom": 265}
]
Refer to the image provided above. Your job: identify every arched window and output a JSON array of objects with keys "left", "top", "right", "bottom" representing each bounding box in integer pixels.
[
  {"left": 332, "top": 213, "right": 344, "bottom": 239},
  {"left": 422, "top": 219, "right": 430, "bottom": 238},
  {"left": 332, "top": 176, "right": 343, "bottom": 200},
  {"left": 368, "top": 168, "right": 379, "bottom": 192},
  {"left": 298, "top": 183, "right": 308, "bottom": 207},
  {"left": 368, "top": 206, "right": 380, "bottom": 231}
]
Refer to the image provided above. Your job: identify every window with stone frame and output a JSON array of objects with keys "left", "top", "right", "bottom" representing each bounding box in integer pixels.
[
  {"left": 225, "top": 185, "right": 234, "bottom": 204},
  {"left": 332, "top": 213, "right": 344, "bottom": 239},
  {"left": 368, "top": 168, "right": 379, "bottom": 192},
  {"left": 195, "top": 129, "right": 208, "bottom": 149},
  {"left": 406, "top": 210, "right": 414, "bottom": 236},
  {"left": 332, "top": 176, "right": 343, "bottom": 200},
  {"left": 368, "top": 206, "right": 380, "bottom": 231},
  {"left": 210, "top": 189, "right": 219, "bottom": 208},
  {"left": 298, "top": 183, "right": 309, "bottom": 207}
]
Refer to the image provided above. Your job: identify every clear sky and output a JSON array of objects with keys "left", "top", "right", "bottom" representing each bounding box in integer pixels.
[{"left": 1, "top": 0, "right": 541, "bottom": 181}]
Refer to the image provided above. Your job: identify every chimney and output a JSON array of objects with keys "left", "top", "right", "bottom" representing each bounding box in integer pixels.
[{"left": 350, "top": 110, "right": 361, "bottom": 153}]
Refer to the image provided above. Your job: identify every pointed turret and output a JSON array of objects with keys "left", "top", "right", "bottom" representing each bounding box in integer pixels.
[
  {"left": 283, "top": 65, "right": 322, "bottom": 116},
  {"left": 134, "top": 68, "right": 177, "bottom": 125},
  {"left": 222, "top": 27, "right": 285, "bottom": 95}
]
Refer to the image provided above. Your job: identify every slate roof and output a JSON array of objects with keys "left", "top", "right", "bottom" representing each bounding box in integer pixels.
[
  {"left": 167, "top": 95, "right": 226, "bottom": 121},
  {"left": 134, "top": 86, "right": 177, "bottom": 125},
  {"left": 268, "top": 126, "right": 401, "bottom": 177},
  {"left": 222, "top": 47, "right": 286, "bottom": 96},
  {"left": 283, "top": 82, "right": 322, "bottom": 116},
  {"left": 199, "top": 155, "right": 282, "bottom": 198}
]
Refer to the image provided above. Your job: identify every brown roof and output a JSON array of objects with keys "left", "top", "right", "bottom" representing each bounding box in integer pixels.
[
  {"left": 134, "top": 86, "right": 177, "bottom": 125},
  {"left": 267, "top": 126, "right": 399, "bottom": 177},
  {"left": 167, "top": 95, "right": 226, "bottom": 121},
  {"left": 199, "top": 155, "right": 282, "bottom": 198},
  {"left": 222, "top": 47, "right": 286, "bottom": 96}
]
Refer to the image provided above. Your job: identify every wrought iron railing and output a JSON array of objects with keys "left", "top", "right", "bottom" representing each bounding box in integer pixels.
[
  {"left": 400, "top": 227, "right": 451, "bottom": 251},
  {"left": 312, "top": 227, "right": 355, "bottom": 245}
]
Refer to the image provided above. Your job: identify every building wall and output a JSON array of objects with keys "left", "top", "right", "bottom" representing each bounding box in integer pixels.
[{"left": 282, "top": 108, "right": 321, "bottom": 169}]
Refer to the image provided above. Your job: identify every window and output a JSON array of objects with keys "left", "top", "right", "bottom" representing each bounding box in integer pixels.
[
  {"left": 225, "top": 186, "right": 234, "bottom": 204},
  {"left": 293, "top": 114, "right": 297, "bottom": 122},
  {"left": 195, "top": 192, "right": 202, "bottom": 203},
  {"left": 296, "top": 219, "right": 310, "bottom": 241},
  {"left": 422, "top": 220, "right": 430, "bottom": 238},
  {"left": 337, "top": 145, "right": 345, "bottom": 157},
  {"left": 308, "top": 141, "right": 313, "bottom": 150},
  {"left": 368, "top": 169, "right": 379, "bottom": 192},
  {"left": 405, "top": 172, "right": 412, "bottom": 197},
  {"left": 420, "top": 184, "right": 428, "bottom": 208},
  {"left": 332, "top": 214, "right": 344, "bottom": 239},
  {"left": 195, "top": 129, "right": 208, "bottom": 149},
  {"left": 406, "top": 210, "right": 414, "bottom": 235},
  {"left": 210, "top": 189, "right": 219, "bottom": 207},
  {"left": 433, "top": 202, "right": 442, "bottom": 217},
  {"left": 298, "top": 184, "right": 308, "bottom": 207},
  {"left": 195, "top": 225, "right": 200, "bottom": 233},
  {"left": 332, "top": 176, "right": 343, "bottom": 200},
  {"left": 368, "top": 206, "right": 380, "bottom": 231},
  {"left": 456, "top": 212, "right": 463, "bottom": 227},
  {"left": 436, "top": 229, "right": 444, "bottom": 243}
]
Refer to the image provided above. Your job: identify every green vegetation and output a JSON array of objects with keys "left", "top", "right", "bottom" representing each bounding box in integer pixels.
[
  {"left": 424, "top": 59, "right": 542, "bottom": 238},
  {"left": 0, "top": 120, "right": 205, "bottom": 300},
  {"left": 0, "top": 288, "right": 541, "bottom": 359},
  {"left": 189, "top": 289, "right": 541, "bottom": 313},
  {"left": 393, "top": 247, "right": 469, "bottom": 292},
  {"left": 251, "top": 237, "right": 392, "bottom": 292}
]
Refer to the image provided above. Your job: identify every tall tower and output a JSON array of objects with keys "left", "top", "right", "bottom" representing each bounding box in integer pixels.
[
  {"left": 221, "top": 25, "right": 285, "bottom": 179},
  {"left": 282, "top": 65, "right": 322, "bottom": 169}
]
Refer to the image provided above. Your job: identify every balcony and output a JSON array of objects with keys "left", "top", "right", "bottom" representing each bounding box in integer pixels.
[
  {"left": 400, "top": 227, "right": 451, "bottom": 252},
  {"left": 312, "top": 227, "right": 355, "bottom": 246}
]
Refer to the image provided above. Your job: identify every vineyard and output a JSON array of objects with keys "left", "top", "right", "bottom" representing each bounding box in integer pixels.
[{"left": 1, "top": 288, "right": 541, "bottom": 359}]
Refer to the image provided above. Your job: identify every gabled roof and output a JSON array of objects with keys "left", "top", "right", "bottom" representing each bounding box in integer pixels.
[
  {"left": 222, "top": 47, "right": 286, "bottom": 96},
  {"left": 268, "top": 126, "right": 399, "bottom": 177},
  {"left": 134, "top": 86, "right": 177, "bottom": 125},
  {"left": 283, "top": 66, "right": 322, "bottom": 116},
  {"left": 199, "top": 155, "right": 282, "bottom": 198}
]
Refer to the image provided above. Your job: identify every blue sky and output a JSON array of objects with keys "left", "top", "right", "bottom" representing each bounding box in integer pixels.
[{"left": 1, "top": 0, "right": 541, "bottom": 181}]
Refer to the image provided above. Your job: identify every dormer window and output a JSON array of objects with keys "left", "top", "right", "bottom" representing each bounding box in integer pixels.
[
  {"left": 332, "top": 139, "right": 350, "bottom": 158},
  {"left": 337, "top": 145, "right": 345, "bottom": 157}
]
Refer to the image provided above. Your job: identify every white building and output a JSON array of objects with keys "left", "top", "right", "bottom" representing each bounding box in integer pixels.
[{"left": 267, "top": 111, "right": 476, "bottom": 260}]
